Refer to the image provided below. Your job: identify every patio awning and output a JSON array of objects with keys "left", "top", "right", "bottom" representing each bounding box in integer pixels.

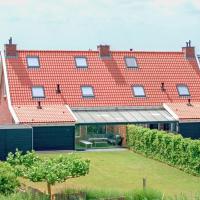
[{"left": 72, "top": 107, "right": 176, "bottom": 124}]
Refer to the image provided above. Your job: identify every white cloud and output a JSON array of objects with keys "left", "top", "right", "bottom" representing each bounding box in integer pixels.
[
  {"left": 151, "top": 0, "right": 200, "bottom": 14},
  {"left": 0, "top": 0, "right": 27, "bottom": 6},
  {"left": 192, "top": 0, "right": 200, "bottom": 10}
]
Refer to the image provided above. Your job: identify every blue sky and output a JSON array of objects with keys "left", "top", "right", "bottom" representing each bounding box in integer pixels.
[{"left": 0, "top": 0, "right": 200, "bottom": 52}]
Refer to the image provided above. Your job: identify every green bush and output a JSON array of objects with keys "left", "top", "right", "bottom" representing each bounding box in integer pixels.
[
  {"left": 0, "top": 163, "right": 20, "bottom": 195},
  {"left": 85, "top": 189, "right": 121, "bottom": 199},
  {"left": 127, "top": 125, "right": 200, "bottom": 176},
  {"left": 0, "top": 192, "right": 49, "bottom": 200},
  {"left": 126, "top": 189, "right": 163, "bottom": 200}
]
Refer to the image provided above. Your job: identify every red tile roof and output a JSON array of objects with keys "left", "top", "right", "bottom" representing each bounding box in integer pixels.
[
  {"left": 5, "top": 49, "right": 200, "bottom": 108},
  {"left": 13, "top": 104, "right": 76, "bottom": 124},
  {"left": 164, "top": 103, "right": 200, "bottom": 122}
]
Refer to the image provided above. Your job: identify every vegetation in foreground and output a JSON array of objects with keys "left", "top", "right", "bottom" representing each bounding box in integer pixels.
[
  {"left": 1, "top": 150, "right": 90, "bottom": 200},
  {"left": 0, "top": 188, "right": 200, "bottom": 200},
  {"left": 1, "top": 148, "right": 200, "bottom": 198}
]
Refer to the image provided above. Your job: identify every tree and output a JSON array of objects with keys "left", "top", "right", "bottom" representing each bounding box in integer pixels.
[{"left": 7, "top": 150, "right": 90, "bottom": 200}]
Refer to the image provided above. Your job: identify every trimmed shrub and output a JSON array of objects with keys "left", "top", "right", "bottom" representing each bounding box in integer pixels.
[
  {"left": 0, "top": 163, "right": 20, "bottom": 195},
  {"left": 127, "top": 125, "right": 200, "bottom": 176}
]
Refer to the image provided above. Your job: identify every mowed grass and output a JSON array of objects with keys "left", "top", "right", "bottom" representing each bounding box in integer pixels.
[{"left": 20, "top": 150, "right": 200, "bottom": 196}]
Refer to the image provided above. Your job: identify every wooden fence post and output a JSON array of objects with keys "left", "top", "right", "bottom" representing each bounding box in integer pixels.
[{"left": 143, "top": 177, "right": 146, "bottom": 190}]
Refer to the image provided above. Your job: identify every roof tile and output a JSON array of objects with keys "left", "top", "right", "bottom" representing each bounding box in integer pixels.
[
  {"left": 13, "top": 104, "right": 75, "bottom": 124},
  {"left": 5, "top": 50, "right": 200, "bottom": 108}
]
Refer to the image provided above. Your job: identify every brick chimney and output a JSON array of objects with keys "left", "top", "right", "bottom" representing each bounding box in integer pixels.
[
  {"left": 182, "top": 40, "right": 195, "bottom": 59},
  {"left": 4, "top": 37, "right": 17, "bottom": 58},
  {"left": 97, "top": 45, "right": 111, "bottom": 58}
]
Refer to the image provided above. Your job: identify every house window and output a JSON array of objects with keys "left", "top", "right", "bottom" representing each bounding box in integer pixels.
[
  {"left": 149, "top": 123, "right": 159, "bottom": 130},
  {"left": 177, "top": 85, "right": 190, "bottom": 96},
  {"left": 132, "top": 85, "right": 146, "bottom": 97},
  {"left": 27, "top": 56, "right": 40, "bottom": 68},
  {"left": 75, "top": 57, "right": 88, "bottom": 68},
  {"left": 197, "top": 55, "right": 200, "bottom": 62},
  {"left": 81, "top": 86, "right": 94, "bottom": 97},
  {"left": 32, "top": 86, "right": 45, "bottom": 98},
  {"left": 125, "top": 57, "right": 138, "bottom": 68}
]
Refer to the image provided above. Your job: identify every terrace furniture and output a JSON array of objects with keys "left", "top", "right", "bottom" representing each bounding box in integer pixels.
[
  {"left": 88, "top": 137, "right": 108, "bottom": 147},
  {"left": 80, "top": 140, "right": 93, "bottom": 149},
  {"left": 87, "top": 133, "right": 123, "bottom": 147},
  {"left": 107, "top": 133, "right": 123, "bottom": 146}
]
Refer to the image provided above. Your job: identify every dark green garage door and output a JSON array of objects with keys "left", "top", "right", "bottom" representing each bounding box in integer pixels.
[
  {"left": 33, "top": 126, "right": 75, "bottom": 151},
  {"left": 0, "top": 126, "right": 32, "bottom": 160},
  {"left": 179, "top": 123, "right": 200, "bottom": 139}
]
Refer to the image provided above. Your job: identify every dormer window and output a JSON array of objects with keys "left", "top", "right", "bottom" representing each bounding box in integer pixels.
[
  {"left": 197, "top": 55, "right": 200, "bottom": 62},
  {"left": 75, "top": 57, "right": 88, "bottom": 68},
  {"left": 177, "top": 84, "right": 190, "bottom": 96},
  {"left": 81, "top": 86, "right": 94, "bottom": 97},
  {"left": 32, "top": 86, "right": 45, "bottom": 98},
  {"left": 125, "top": 57, "right": 138, "bottom": 68},
  {"left": 27, "top": 56, "right": 40, "bottom": 68},
  {"left": 132, "top": 85, "right": 146, "bottom": 97}
]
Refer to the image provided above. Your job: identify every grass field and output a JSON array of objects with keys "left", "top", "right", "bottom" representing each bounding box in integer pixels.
[{"left": 20, "top": 150, "right": 200, "bottom": 197}]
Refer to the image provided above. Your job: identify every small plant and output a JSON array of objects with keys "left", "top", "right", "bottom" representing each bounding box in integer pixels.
[{"left": 0, "top": 162, "right": 20, "bottom": 195}]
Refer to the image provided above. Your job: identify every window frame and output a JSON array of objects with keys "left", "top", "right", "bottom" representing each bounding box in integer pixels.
[
  {"left": 26, "top": 56, "right": 40, "bottom": 68},
  {"left": 124, "top": 56, "right": 138, "bottom": 68},
  {"left": 31, "top": 86, "right": 45, "bottom": 98},
  {"left": 197, "top": 55, "right": 200, "bottom": 65},
  {"left": 132, "top": 85, "right": 146, "bottom": 97},
  {"left": 176, "top": 84, "right": 190, "bottom": 97},
  {"left": 81, "top": 85, "right": 95, "bottom": 98},
  {"left": 75, "top": 56, "right": 88, "bottom": 68}
]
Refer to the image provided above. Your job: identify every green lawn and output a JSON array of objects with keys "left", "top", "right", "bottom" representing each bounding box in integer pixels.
[{"left": 20, "top": 150, "right": 200, "bottom": 196}]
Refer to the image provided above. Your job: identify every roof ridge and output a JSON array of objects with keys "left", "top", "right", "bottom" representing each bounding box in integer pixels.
[{"left": 18, "top": 50, "right": 183, "bottom": 54}]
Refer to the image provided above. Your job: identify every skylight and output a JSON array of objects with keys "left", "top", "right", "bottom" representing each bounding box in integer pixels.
[
  {"left": 81, "top": 86, "right": 94, "bottom": 97},
  {"left": 32, "top": 86, "right": 45, "bottom": 98},
  {"left": 125, "top": 57, "right": 138, "bottom": 68},
  {"left": 177, "top": 85, "right": 190, "bottom": 96},
  {"left": 75, "top": 57, "right": 88, "bottom": 68},
  {"left": 132, "top": 85, "right": 146, "bottom": 97},
  {"left": 27, "top": 56, "right": 40, "bottom": 68}
]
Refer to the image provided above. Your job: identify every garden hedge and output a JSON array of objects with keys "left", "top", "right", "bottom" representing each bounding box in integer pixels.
[{"left": 127, "top": 125, "right": 200, "bottom": 176}]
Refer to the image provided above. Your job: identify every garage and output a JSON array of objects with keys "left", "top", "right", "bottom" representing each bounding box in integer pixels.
[
  {"left": 0, "top": 125, "right": 32, "bottom": 160},
  {"left": 179, "top": 122, "right": 200, "bottom": 139},
  {"left": 33, "top": 125, "right": 75, "bottom": 151}
]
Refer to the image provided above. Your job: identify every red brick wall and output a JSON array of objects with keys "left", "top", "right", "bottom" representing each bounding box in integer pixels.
[
  {"left": 97, "top": 45, "right": 110, "bottom": 57},
  {"left": 0, "top": 73, "right": 13, "bottom": 124},
  {"left": 182, "top": 47, "right": 195, "bottom": 59},
  {"left": 114, "top": 125, "right": 127, "bottom": 146},
  {"left": 5, "top": 44, "right": 17, "bottom": 57},
  {"left": 107, "top": 125, "right": 127, "bottom": 146}
]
